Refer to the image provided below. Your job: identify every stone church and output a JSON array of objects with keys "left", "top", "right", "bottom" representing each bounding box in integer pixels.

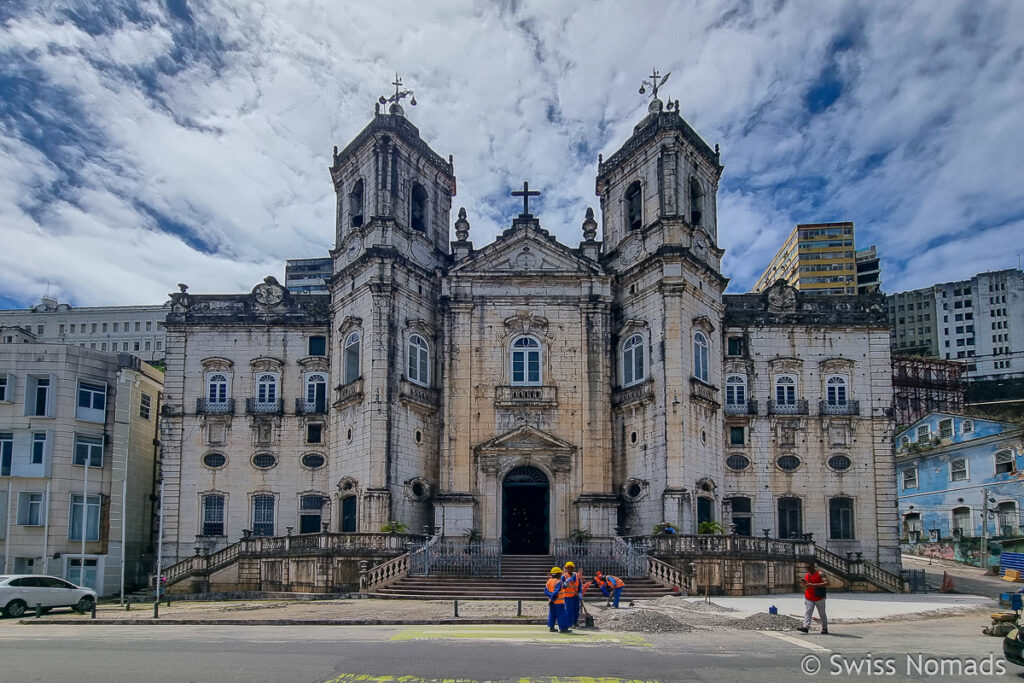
[{"left": 159, "top": 81, "right": 899, "bottom": 572}]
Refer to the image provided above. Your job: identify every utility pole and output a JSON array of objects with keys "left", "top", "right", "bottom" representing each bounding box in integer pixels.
[{"left": 981, "top": 487, "right": 992, "bottom": 571}]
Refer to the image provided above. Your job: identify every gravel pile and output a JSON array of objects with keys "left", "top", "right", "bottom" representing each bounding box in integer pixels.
[
  {"left": 734, "top": 612, "right": 802, "bottom": 631},
  {"left": 599, "top": 608, "right": 693, "bottom": 633},
  {"left": 675, "top": 600, "right": 736, "bottom": 613}
]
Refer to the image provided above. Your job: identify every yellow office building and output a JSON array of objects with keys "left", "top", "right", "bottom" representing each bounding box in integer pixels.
[{"left": 751, "top": 222, "right": 857, "bottom": 295}]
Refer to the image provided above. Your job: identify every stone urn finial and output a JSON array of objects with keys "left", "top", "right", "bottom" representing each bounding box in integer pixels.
[
  {"left": 582, "top": 207, "right": 598, "bottom": 241},
  {"left": 454, "top": 207, "right": 470, "bottom": 241}
]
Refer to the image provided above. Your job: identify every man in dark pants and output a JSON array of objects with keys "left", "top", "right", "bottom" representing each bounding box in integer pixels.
[
  {"left": 562, "top": 561, "right": 581, "bottom": 627},
  {"left": 545, "top": 566, "right": 570, "bottom": 633}
]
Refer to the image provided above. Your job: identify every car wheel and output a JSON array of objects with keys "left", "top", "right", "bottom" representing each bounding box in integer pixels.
[
  {"left": 3, "top": 600, "right": 27, "bottom": 618},
  {"left": 75, "top": 596, "right": 95, "bottom": 614}
]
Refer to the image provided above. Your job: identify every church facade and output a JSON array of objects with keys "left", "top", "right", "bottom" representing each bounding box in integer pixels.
[{"left": 158, "top": 89, "right": 899, "bottom": 571}]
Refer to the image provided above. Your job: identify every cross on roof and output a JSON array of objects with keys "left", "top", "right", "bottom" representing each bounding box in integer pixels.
[{"left": 511, "top": 181, "right": 541, "bottom": 216}]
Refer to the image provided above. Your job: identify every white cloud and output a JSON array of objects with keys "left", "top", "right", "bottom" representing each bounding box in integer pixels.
[{"left": 0, "top": 0, "right": 1021, "bottom": 307}]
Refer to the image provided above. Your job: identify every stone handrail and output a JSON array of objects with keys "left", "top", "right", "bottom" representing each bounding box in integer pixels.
[
  {"left": 815, "top": 546, "right": 905, "bottom": 593},
  {"left": 639, "top": 534, "right": 815, "bottom": 559},
  {"left": 360, "top": 552, "right": 411, "bottom": 592},
  {"left": 399, "top": 380, "right": 441, "bottom": 409},
  {"left": 612, "top": 379, "right": 654, "bottom": 408},
  {"left": 647, "top": 555, "right": 684, "bottom": 591},
  {"left": 334, "top": 378, "right": 364, "bottom": 408},
  {"left": 689, "top": 378, "right": 720, "bottom": 407}
]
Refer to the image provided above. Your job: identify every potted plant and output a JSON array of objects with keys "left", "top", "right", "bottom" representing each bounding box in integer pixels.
[
  {"left": 381, "top": 520, "right": 409, "bottom": 534},
  {"left": 698, "top": 521, "right": 724, "bottom": 535},
  {"left": 653, "top": 522, "right": 678, "bottom": 535}
]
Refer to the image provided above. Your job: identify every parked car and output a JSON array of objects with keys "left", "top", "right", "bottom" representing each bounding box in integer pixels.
[{"left": 0, "top": 575, "right": 97, "bottom": 617}]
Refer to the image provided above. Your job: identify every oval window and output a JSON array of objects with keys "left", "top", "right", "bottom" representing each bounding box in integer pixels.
[
  {"left": 301, "top": 453, "right": 325, "bottom": 469},
  {"left": 627, "top": 483, "right": 643, "bottom": 498},
  {"left": 411, "top": 482, "right": 425, "bottom": 498},
  {"left": 726, "top": 454, "right": 750, "bottom": 471},
  {"left": 203, "top": 453, "right": 226, "bottom": 469},
  {"left": 828, "top": 455, "right": 852, "bottom": 472},
  {"left": 252, "top": 453, "right": 277, "bottom": 470},
  {"left": 776, "top": 455, "right": 801, "bottom": 472}
]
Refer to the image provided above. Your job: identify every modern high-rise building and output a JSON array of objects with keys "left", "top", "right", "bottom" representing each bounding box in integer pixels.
[
  {"left": 856, "top": 245, "right": 881, "bottom": 294},
  {"left": 751, "top": 222, "right": 858, "bottom": 295},
  {"left": 284, "top": 257, "right": 333, "bottom": 294},
  {"left": 0, "top": 298, "right": 169, "bottom": 363},
  {"left": 887, "top": 268, "right": 1023, "bottom": 380}
]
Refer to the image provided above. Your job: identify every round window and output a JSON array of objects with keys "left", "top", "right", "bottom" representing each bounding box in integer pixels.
[
  {"left": 202, "top": 453, "right": 226, "bottom": 469},
  {"left": 726, "top": 454, "right": 750, "bottom": 471},
  {"left": 627, "top": 483, "right": 643, "bottom": 498},
  {"left": 252, "top": 453, "right": 277, "bottom": 470},
  {"left": 411, "top": 482, "right": 425, "bottom": 497},
  {"left": 301, "top": 453, "right": 325, "bottom": 469},
  {"left": 776, "top": 455, "right": 801, "bottom": 472},
  {"left": 828, "top": 455, "right": 852, "bottom": 472}
]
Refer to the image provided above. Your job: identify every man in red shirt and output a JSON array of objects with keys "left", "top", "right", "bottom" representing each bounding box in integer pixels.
[{"left": 798, "top": 561, "right": 829, "bottom": 634}]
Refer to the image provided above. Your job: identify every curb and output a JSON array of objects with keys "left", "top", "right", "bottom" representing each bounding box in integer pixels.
[{"left": 18, "top": 617, "right": 548, "bottom": 626}]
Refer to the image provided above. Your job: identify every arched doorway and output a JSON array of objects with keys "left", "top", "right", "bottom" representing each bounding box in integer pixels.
[{"left": 502, "top": 466, "right": 549, "bottom": 554}]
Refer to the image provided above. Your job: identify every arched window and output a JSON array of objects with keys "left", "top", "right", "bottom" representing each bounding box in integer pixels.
[
  {"left": 349, "top": 180, "right": 364, "bottom": 228},
  {"left": 410, "top": 183, "right": 428, "bottom": 232},
  {"left": 689, "top": 177, "right": 704, "bottom": 226},
  {"left": 255, "top": 373, "right": 278, "bottom": 405},
  {"left": 725, "top": 375, "right": 746, "bottom": 407},
  {"left": 998, "top": 502, "right": 1019, "bottom": 535},
  {"left": 625, "top": 181, "right": 642, "bottom": 231},
  {"left": 344, "top": 332, "right": 360, "bottom": 384},
  {"left": 510, "top": 336, "right": 542, "bottom": 385},
  {"left": 826, "top": 375, "right": 848, "bottom": 405},
  {"left": 304, "top": 373, "right": 328, "bottom": 413},
  {"left": 408, "top": 334, "right": 430, "bottom": 386},
  {"left": 206, "top": 373, "right": 229, "bottom": 404},
  {"left": 621, "top": 334, "right": 645, "bottom": 387},
  {"left": 775, "top": 375, "right": 797, "bottom": 405},
  {"left": 951, "top": 506, "right": 971, "bottom": 536},
  {"left": 693, "top": 332, "right": 710, "bottom": 383}
]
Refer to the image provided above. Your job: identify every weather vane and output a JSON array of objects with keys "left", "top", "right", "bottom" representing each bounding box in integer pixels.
[
  {"left": 379, "top": 74, "right": 416, "bottom": 113},
  {"left": 639, "top": 68, "right": 670, "bottom": 100}
]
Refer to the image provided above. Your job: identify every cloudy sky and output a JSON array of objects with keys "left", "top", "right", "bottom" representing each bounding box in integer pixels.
[{"left": 1, "top": 0, "right": 1022, "bottom": 308}]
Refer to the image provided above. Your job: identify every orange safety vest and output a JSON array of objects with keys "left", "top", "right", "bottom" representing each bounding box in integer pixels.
[
  {"left": 545, "top": 577, "right": 566, "bottom": 604},
  {"left": 598, "top": 575, "right": 624, "bottom": 589},
  {"left": 562, "top": 572, "right": 580, "bottom": 597}
]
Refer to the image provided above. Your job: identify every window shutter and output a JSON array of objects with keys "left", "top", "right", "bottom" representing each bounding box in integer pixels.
[{"left": 17, "top": 492, "right": 30, "bottom": 525}]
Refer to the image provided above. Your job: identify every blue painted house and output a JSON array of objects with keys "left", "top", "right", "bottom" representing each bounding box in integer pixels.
[{"left": 896, "top": 413, "right": 1024, "bottom": 544}]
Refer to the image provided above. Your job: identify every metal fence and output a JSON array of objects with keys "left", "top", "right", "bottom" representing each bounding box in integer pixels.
[
  {"left": 551, "top": 538, "right": 648, "bottom": 578},
  {"left": 409, "top": 538, "right": 503, "bottom": 577}
]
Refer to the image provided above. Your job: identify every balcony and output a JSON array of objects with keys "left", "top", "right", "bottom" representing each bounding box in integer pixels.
[
  {"left": 245, "top": 398, "right": 284, "bottom": 415},
  {"left": 724, "top": 399, "right": 758, "bottom": 415},
  {"left": 400, "top": 379, "right": 440, "bottom": 409},
  {"left": 612, "top": 379, "right": 654, "bottom": 409},
  {"left": 295, "top": 398, "right": 329, "bottom": 415},
  {"left": 767, "top": 398, "right": 809, "bottom": 415},
  {"left": 334, "top": 378, "right": 364, "bottom": 408},
  {"left": 494, "top": 385, "right": 558, "bottom": 407},
  {"left": 196, "top": 398, "right": 235, "bottom": 415},
  {"left": 819, "top": 400, "right": 860, "bottom": 416},
  {"left": 689, "top": 378, "right": 720, "bottom": 408}
]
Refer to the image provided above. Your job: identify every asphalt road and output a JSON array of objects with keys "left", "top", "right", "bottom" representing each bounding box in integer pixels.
[{"left": 0, "top": 616, "right": 1016, "bottom": 682}]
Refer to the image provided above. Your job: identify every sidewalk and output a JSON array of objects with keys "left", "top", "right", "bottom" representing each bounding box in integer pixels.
[{"left": 11, "top": 592, "right": 996, "bottom": 627}]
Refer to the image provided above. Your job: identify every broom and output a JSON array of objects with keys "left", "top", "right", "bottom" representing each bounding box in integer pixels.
[{"left": 579, "top": 579, "right": 596, "bottom": 628}]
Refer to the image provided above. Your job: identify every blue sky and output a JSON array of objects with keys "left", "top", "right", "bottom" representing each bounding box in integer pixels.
[{"left": 1, "top": 0, "right": 1022, "bottom": 308}]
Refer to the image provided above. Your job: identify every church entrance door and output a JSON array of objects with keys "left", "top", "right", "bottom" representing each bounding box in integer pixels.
[{"left": 501, "top": 466, "right": 549, "bottom": 554}]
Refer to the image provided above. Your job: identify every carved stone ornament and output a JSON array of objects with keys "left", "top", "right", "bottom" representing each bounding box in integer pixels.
[
  {"left": 582, "top": 207, "right": 598, "bottom": 241},
  {"left": 252, "top": 276, "right": 286, "bottom": 307},
  {"left": 169, "top": 283, "right": 192, "bottom": 313},
  {"left": 454, "top": 207, "right": 470, "bottom": 241},
  {"left": 767, "top": 281, "right": 798, "bottom": 313},
  {"left": 503, "top": 311, "right": 549, "bottom": 338},
  {"left": 514, "top": 246, "right": 540, "bottom": 270}
]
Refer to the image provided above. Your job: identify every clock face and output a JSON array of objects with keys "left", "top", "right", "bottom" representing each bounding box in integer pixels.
[
  {"left": 412, "top": 239, "right": 432, "bottom": 266},
  {"left": 693, "top": 235, "right": 708, "bottom": 258},
  {"left": 345, "top": 236, "right": 361, "bottom": 263},
  {"left": 622, "top": 238, "right": 642, "bottom": 264}
]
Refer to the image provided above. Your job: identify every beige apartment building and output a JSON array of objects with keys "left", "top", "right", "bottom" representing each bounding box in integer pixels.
[
  {"left": 0, "top": 343, "right": 162, "bottom": 596},
  {"left": 752, "top": 222, "right": 859, "bottom": 295}
]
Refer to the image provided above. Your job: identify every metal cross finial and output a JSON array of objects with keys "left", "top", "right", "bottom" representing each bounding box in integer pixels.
[
  {"left": 511, "top": 181, "right": 541, "bottom": 216},
  {"left": 639, "top": 68, "right": 671, "bottom": 100},
  {"left": 378, "top": 73, "right": 416, "bottom": 112}
]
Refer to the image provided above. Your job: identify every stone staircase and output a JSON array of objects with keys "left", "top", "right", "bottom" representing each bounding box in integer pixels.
[{"left": 372, "top": 554, "right": 679, "bottom": 599}]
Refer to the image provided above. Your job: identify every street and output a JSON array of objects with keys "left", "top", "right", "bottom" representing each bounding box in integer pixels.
[{"left": 0, "top": 615, "right": 1016, "bottom": 682}]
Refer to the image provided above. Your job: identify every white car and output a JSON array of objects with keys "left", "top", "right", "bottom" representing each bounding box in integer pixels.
[{"left": 0, "top": 575, "right": 97, "bottom": 617}]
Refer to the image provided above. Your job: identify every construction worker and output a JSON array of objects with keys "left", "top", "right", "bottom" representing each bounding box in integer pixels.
[
  {"left": 545, "top": 566, "right": 571, "bottom": 632},
  {"left": 562, "top": 561, "right": 581, "bottom": 627},
  {"left": 594, "top": 570, "right": 626, "bottom": 608}
]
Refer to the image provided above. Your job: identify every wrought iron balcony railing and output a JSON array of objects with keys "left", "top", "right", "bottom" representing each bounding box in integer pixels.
[
  {"left": 196, "top": 398, "right": 235, "bottom": 414},
  {"left": 245, "top": 398, "right": 284, "bottom": 415},
  {"left": 295, "top": 398, "right": 328, "bottom": 415},
  {"left": 724, "top": 399, "right": 759, "bottom": 415},
  {"left": 819, "top": 400, "right": 860, "bottom": 416},
  {"left": 767, "top": 398, "right": 809, "bottom": 415}
]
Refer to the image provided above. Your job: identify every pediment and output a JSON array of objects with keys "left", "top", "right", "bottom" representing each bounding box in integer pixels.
[
  {"left": 451, "top": 221, "right": 603, "bottom": 276},
  {"left": 474, "top": 425, "right": 577, "bottom": 455}
]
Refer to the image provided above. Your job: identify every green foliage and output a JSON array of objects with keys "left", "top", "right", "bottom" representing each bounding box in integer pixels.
[
  {"left": 569, "top": 528, "right": 592, "bottom": 544},
  {"left": 652, "top": 522, "right": 678, "bottom": 535},
  {"left": 463, "top": 527, "right": 483, "bottom": 544},
  {"left": 698, "top": 521, "right": 724, "bottom": 535},
  {"left": 380, "top": 520, "right": 409, "bottom": 533}
]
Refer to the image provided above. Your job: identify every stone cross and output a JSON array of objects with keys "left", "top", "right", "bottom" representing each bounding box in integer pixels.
[{"left": 511, "top": 181, "right": 541, "bottom": 216}]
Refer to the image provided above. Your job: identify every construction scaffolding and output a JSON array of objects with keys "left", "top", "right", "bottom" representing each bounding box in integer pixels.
[{"left": 892, "top": 355, "right": 966, "bottom": 427}]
